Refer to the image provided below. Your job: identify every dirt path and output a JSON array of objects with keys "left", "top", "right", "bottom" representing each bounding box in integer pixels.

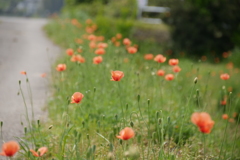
[{"left": 0, "top": 16, "right": 61, "bottom": 145}]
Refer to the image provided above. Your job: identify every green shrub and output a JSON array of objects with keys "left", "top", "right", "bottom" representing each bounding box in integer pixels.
[{"left": 163, "top": 0, "right": 240, "bottom": 59}]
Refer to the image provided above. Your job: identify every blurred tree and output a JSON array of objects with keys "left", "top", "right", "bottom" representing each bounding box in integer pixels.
[
  {"left": 0, "top": 0, "right": 23, "bottom": 15},
  {"left": 163, "top": 0, "right": 240, "bottom": 59},
  {"left": 65, "top": 0, "right": 109, "bottom": 5}
]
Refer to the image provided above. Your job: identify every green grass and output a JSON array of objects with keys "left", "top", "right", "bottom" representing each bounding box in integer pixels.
[{"left": 14, "top": 17, "right": 240, "bottom": 160}]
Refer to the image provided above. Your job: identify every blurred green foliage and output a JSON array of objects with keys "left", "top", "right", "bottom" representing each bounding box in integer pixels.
[
  {"left": 0, "top": 0, "right": 23, "bottom": 15},
  {"left": 163, "top": 0, "right": 240, "bottom": 59}
]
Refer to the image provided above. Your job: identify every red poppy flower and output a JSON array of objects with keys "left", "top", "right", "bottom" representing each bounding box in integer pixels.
[
  {"left": 165, "top": 74, "right": 174, "bottom": 81},
  {"left": 173, "top": 66, "right": 181, "bottom": 72},
  {"left": 89, "top": 41, "right": 97, "bottom": 49},
  {"left": 88, "top": 34, "right": 96, "bottom": 41},
  {"left": 123, "top": 38, "right": 131, "bottom": 46},
  {"left": 71, "top": 92, "right": 84, "bottom": 104},
  {"left": 220, "top": 73, "right": 230, "bottom": 80},
  {"left": 75, "top": 38, "right": 83, "bottom": 44},
  {"left": 41, "top": 73, "right": 46, "bottom": 78},
  {"left": 221, "top": 100, "right": 227, "bottom": 105},
  {"left": 127, "top": 47, "right": 137, "bottom": 54},
  {"left": 0, "top": 141, "right": 20, "bottom": 157},
  {"left": 222, "top": 52, "right": 229, "bottom": 58},
  {"left": 116, "top": 127, "right": 135, "bottom": 140},
  {"left": 66, "top": 48, "right": 74, "bottom": 56},
  {"left": 144, "top": 54, "right": 154, "bottom": 60},
  {"left": 157, "top": 70, "right": 165, "bottom": 76},
  {"left": 93, "top": 56, "right": 103, "bottom": 64},
  {"left": 154, "top": 54, "right": 166, "bottom": 63},
  {"left": 116, "top": 33, "right": 122, "bottom": 39},
  {"left": 111, "top": 71, "right": 124, "bottom": 81},
  {"left": 77, "top": 55, "right": 85, "bottom": 63},
  {"left": 95, "top": 48, "right": 105, "bottom": 55},
  {"left": 30, "top": 147, "right": 48, "bottom": 157},
  {"left": 20, "top": 71, "right": 27, "bottom": 75},
  {"left": 96, "top": 36, "right": 104, "bottom": 41},
  {"left": 97, "top": 43, "right": 108, "bottom": 48},
  {"left": 229, "top": 118, "right": 235, "bottom": 123},
  {"left": 56, "top": 64, "right": 66, "bottom": 71},
  {"left": 222, "top": 114, "right": 228, "bottom": 120},
  {"left": 114, "top": 41, "right": 120, "bottom": 47},
  {"left": 169, "top": 59, "right": 179, "bottom": 66},
  {"left": 77, "top": 48, "right": 83, "bottom": 53},
  {"left": 71, "top": 55, "right": 85, "bottom": 63},
  {"left": 191, "top": 112, "right": 214, "bottom": 134}
]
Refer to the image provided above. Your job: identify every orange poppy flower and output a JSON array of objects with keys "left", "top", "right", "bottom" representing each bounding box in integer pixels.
[
  {"left": 91, "top": 24, "right": 98, "bottom": 31},
  {"left": 226, "top": 62, "right": 233, "bottom": 69},
  {"left": 70, "top": 55, "right": 78, "bottom": 62},
  {"left": 127, "top": 47, "right": 137, "bottom": 54},
  {"left": 95, "top": 48, "right": 105, "bottom": 55},
  {"left": 41, "top": 73, "right": 46, "bottom": 78},
  {"left": 20, "top": 71, "right": 27, "bottom": 75},
  {"left": 89, "top": 41, "right": 97, "bottom": 49},
  {"left": 30, "top": 147, "right": 48, "bottom": 157},
  {"left": 201, "top": 56, "right": 207, "bottom": 62},
  {"left": 123, "top": 38, "right": 131, "bottom": 46},
  {"left": 88, "top": 34, "right": 96, "bottom": 41},
  {"left": 111, "top": 71, "right": 124, "bottom": 81},
  {"left": 191, "top": 112, "right": 215, "bottom": 134},
  {"left": 71, "top": 92, "right": 84, "bottom": 104},
  {"left": 56, "top": 64, "right": 66, "bottom": 71},
  {"left": 85, "top": 27, "right": 94, "bottom": 34},
  {"left": 116, "top": 127, "right": 135, "bottom": 140},
  {"left": 0, "top": 141, "right": 20, "bottom": 157},
  {"left": 97, "top": 42, "right": 108, "bottom": 48},
  {"left": 96, "top": 36, "right": 104, "bottom": 41},
  {"left": 220, "top": 73, "right": 230, "bottom": 80},
  {"left": 222, "top": 114, "right": 228, "bottom": 120},
  {"left": 71, "top": 19, "right": 79, "bottom": 26},
  {"left": 75, "top": 38, "right": 83, "bottom": 44},
  {"left": 144, "top": 54, "right": 154, "bottom": 60},
  {"left": 77, "top": 48, "right": 82, "bottom": 53},
  {"left": 233, "top": 112, "right": 238, "bottom": 118},
  {"left": 114, "top": 41, "right": 120, "bottom": 47},
  {"left": 165, "top": 74, "right": 174, "bottom": 81},
  {"left": 66, "top": 48, "right": 74, "bottom": 56},
  {"left": 111, "top": 37, "right": 116, "bottom": 43},
  {"left": 229, "top": 118, "right": 235, "bottom": 123},
  {"left": 221, "top": 100, "right": 227, "bottom": 105},
  {"left": 154, "top": 54, "right": 166, "bottom": 63},
  {"left": 93, "top": 56, "right": 103, "bottom": 64},
  {"left": 173, "top": 66, "right": 181, "bottom": 72},
  {"left": 222, "top": 52, "right": 229, "bottom": 58},
  {"left": 157, "top": 70, "right": 165, "bottom": 76},
  {"left": 86, "top": 19, "right": 92, "bottom": 24},
  {"left": 168, "top": 59, "right": 179, "bottom": 66},
  {"left": 116, "top": 33, "right": 122, "bottom": 39},
  {"left": 71, "top": 55, "right": 85, "bottom": 62},
  {"left": 77, "top": 55, "right": 85, "bottom": 63}
]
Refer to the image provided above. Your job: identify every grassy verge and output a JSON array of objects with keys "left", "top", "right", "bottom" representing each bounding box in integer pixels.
[
  {"left": 9, "top": 5, "right": 239, "bottom": 158},
  {"left": 19, "top": 16, "right": 238, "bottom": 159}
]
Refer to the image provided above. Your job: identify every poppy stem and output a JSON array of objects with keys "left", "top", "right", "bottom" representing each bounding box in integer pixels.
[
  {"left": 0, "top": 121, "right": 3, "bottom": 143},
  {"left": 178, "top": 78, "right": 197, "bottom": 145},
  {"left": 222, "top": 92, "right": 232, "bottom": 160},
  {"left": 202, "top": 134, "right": 205, "bottom": 160},
  {"left": 25, "top": 76, "right": 35, "bottom": 122},
  {"left": 19, "top": 80, "right": 37, "bottom": 146},
  {"left": 117, "top": 82, "right": 125, "bottom": 127},
  {"left": 231, "top": 112, "right": 240, "bottom": 158}
]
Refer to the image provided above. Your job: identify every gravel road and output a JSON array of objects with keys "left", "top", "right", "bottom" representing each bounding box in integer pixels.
[{"left": 0, "top": 16, "right": 61, "bottom": 146}]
